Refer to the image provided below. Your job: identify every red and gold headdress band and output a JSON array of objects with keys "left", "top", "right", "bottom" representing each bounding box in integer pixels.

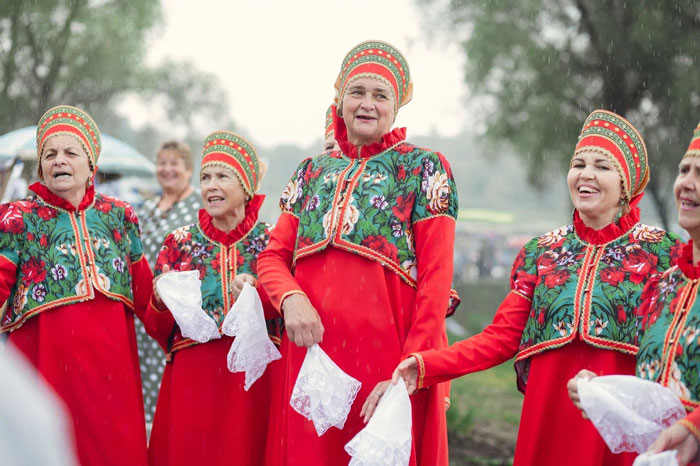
[
  {"left": 572, "top": 109, "right": 649, "bottom": 202},
  {"left": 325, "top": 104, "right": 335, "bottom": 139},
  {"left": 683, "top": 121, "right": 700, "bottom": 159},
  {"left": 334, "top": 40, "right": 413, "bottom": 115},
  {"left": 201, "top": 131, "right": 266, "bottom": 198},
  {"left": 36, "top": 105, "right": 101, "bottom": 177}
]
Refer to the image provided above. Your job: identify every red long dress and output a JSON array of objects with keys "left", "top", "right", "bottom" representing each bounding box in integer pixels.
[
  {"left": 259, "top": 197, "right": 453, "bottom": 466},
  {"left": 148, "top": 202, "right": 280, "bottom": 466},
  {"left": 0, "top": 186, "right": 167, "bottom": 466},
  {"left": 413, "top": 211, "right": 679, "bottom": 466}
]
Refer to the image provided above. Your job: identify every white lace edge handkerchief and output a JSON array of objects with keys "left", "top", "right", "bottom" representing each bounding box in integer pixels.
[
  {"left": 155, "top": 270, "right": 220, "bottom": 343},
  {"left": 633, "top": 450, "right": 679, "bottom": 466},
  {"left": 290, "top": 344, "right": 362, "bottom": 436},
  {"left": 345, "top": 379, "right": 412, "bottom": 466},
  {"left": 578, "top": 375, "right": 685, "bottom": 454},
  {"left": 222, "top": 283, "right": 281, "bottom": 390}
]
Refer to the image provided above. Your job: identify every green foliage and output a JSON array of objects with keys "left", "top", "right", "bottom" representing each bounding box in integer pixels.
[
  {"left": 416, "top": 0, "right": 700, "bottom": 229},
  {"left": 0, "top": 0, "right": 232, "bottom": 160}
]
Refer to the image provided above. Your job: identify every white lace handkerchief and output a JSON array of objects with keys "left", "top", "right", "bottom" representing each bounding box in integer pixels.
[
  {"left": 155, "top": 270, "right": 221, "bottom": 343},
  {"left": 578, "top": 375, "right": 685, "bottom": 454},
  {"left": 290, "top": 344, "right": 362, "bottom": 436},
  {"left": 221, "top": 283, "right": 281, "bottom": 390},
  {"left": 633, "top": 451, "right": 679, "bottom": 466},
  {"left": 345, "top": 379, "right": 412, "bottom": 466}
]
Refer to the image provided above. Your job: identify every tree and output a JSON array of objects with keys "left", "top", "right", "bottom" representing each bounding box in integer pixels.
[
  {"left": 417, "top": 0, "right": 699, "bottom": 229},
  {"left": 0, "top": 0, "right": 232, "bottom": 159}
]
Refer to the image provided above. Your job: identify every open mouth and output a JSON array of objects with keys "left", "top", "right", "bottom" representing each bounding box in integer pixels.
[
  {"left": 53, "top": 172, "right": 71, "bottom": 179},
  {"left": 356, "top": 115, "right": 376, "bottom": 122},
  {"left": 680, "top": 197, "right": 700, "bottom": 208},
  {"left": 208, "top": 196, "right": 224, "bottom": 203},
  {"left": 578, "top": 186, "right": 599, "bottom": 194}
]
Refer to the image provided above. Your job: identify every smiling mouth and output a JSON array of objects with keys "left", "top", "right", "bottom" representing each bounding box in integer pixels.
[
  {"left": 208, "top": 196, "right": 224, "bottom": 203},
  {"left": 681, "top": 198, "right": 700, "bottom": 208},
  {"left": 356, "top": 115, "right": 376, "bottom": 121},
  {"left": 53, "top": 172, "right": 71, "bottom": 179},
  {"left": 578, "top": 186, "right": 599, "bottom": 194}
]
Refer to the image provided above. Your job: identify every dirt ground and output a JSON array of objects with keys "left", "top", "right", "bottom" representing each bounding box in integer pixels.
[{"left": 449, "top": 424, "right": 516, "bottom": 466}]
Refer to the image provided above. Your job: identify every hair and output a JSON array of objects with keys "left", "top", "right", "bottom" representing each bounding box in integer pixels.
[{"left": 157, "top": 140, "right": 193, "bottom": 171}]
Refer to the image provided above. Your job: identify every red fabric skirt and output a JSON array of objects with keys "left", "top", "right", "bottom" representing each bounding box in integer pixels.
[
  {"left": 264, "top": 249, "right": 449, "bottom": 466},
  {"left": 8, "top": 292, "right": 148, "bottom": 466},
  {"left": 149, "top": 335, "right": 276, "bottom": 466},
  {"left": 513, "top": 338, "right": 638, "bottom": 466}
]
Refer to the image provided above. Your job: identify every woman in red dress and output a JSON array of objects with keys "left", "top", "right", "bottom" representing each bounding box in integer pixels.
[
  {"left": 147, "top": 130, "right": 281, "bottom": 466},
  {"left": 0, "top": 105, "right": 169, "bottom": 466},
  {"left": 379, "top": 110, "right": 684, "bottom": 465},
  {"left": 258, "top": 40, "right": 459, "bottom": 466},
  {"left": 569, "top": 121, "right": 700, "bottom": 466}
]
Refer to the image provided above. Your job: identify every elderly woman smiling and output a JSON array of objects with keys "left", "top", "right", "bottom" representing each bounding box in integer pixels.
[
  {"left": 258, "top": 40, "right": 459, "bottom": 466},
  {"left": 148, "top": 131, "right": 281, "bottom": 466},
  {"left": 385, "top": 110, "right": 684, "bottom": 466},
  {"left": 0, "top": 105, "right": 166, "bottom": 466}
]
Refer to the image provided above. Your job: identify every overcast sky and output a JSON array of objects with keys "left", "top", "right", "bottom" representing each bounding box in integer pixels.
[{"left": 141, "top": 0, "right": 469, "bottom": 147}]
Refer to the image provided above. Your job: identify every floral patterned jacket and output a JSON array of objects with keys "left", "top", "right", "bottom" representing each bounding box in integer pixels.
[
  {"left": 279, "top": 127, "right": 460, "bottom": 315},
  {"left": 154, "top": 196, "right": 282, "bottom": 354},
  {"left": 0, "top": 182, "right": 145, "bottom": 333},
  {"left": 637, "top": 241, "right": 700, "bottom": 412},
  {"left": 512, "top": 209, "right": 682, "bottom": 390}
]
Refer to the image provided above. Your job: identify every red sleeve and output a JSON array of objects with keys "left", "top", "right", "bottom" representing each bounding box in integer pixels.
[
  {"left": 680, "top": 408, "right": 700, "bottom": 444},
  {"left": 413, "top": 291, "right": 531, "bottom": 389},
  {"left": 0, "top": 256, "right": 17, "bottom": 305},
  {"left": 257, "top": 212, "right": 306, "bottom": 313},
  {"left": 134, "top": 235, "right": 175, "bottom": 352},
  {"left": 401, "top": 216, "right": 456, "bottom": 357}
]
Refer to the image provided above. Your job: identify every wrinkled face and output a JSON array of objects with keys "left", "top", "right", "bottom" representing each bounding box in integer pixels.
[
  {"left": 40, "top": 134, "right": 92, "bottom": 200},
  {"left": 156, "top": 149, "right": 192, "bottom": 193},
  {"left": 674, "top": 157, "right": 700, "bottom": 240},
  {"left": 341, "top": 77, "right": 395, "bottom": 146},
  {"left": 200, "top": 165, "right": 247, "bottom": 220},
  {"left": 567, "top": 150, "right": 623, "bottom": 225}
]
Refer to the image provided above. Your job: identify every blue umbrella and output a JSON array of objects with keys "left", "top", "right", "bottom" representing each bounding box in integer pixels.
[{"left": 0, "top": 126, "right": 155, "bottom": 177}]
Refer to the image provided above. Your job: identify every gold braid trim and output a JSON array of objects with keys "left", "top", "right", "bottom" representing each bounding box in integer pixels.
[
  {"left": 411, "top": 352, "right": 426, "bottom": 390},
  {"left": 679, "top": 419, "right": 700, "bottom": 444}
]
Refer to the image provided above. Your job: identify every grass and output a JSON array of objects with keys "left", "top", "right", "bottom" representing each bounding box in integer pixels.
[{"left": 445, "top": 280, "right": 523, "bottom": 464}]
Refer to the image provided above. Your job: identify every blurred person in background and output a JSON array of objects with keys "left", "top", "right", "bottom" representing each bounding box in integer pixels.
[
  {"left": 136, "top": 140, "right": 201, "bottom": 425},
  {"left": 322, "top": 104, "right": 339, "bottom": 154}
]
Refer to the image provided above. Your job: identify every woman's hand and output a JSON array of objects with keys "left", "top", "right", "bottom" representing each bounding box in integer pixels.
[
  {"left": 567, "top": 369, "right": 597, "bottom": 419},
  {"left": 232, "top": 273, "right": 256, "bottom": 300},
  {"left": 647, "top": 422, "right": 700, "bottom": 466},
  {"left": 152, "top": 264, "right": 172, "bottom": 308},
  {"left": 392, "top": 357, "right": 418, "bottom": 395},
  {"left": 282, "top": 294, "right": 324, "bottom": 347},
  {"left": 360, "top": 380, "right": 392, "bottom": 423}
]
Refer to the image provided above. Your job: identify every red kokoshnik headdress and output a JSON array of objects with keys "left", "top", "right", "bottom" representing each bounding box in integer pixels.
[
  {"left": 36, "top": 105, "right": 101, "bottom": 177},
  {"left": 201, "top": 131, "right": 266, "bottom": 199},
  {"left": 683, "top": 121, "right": 700, "bottom": 159},
  {"left": 334, "top": 40, "right": 413, "bottom": 115}
]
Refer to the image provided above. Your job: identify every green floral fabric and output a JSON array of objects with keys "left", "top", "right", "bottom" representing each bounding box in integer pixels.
[
  {"left": 637, "top": 265, "right": 700, "bottom": 411},
  {"left": 155, "top": 220, "right": 281, "bottom": 353},
  {"left": 279, "top": 143, "right": 459, "bottom": 312},
  {"left": 0, "top": 193, "right": 144, "bottom": 332},
  {"left": 511, "top": 222, "right": 682, "bottom": 390}
]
